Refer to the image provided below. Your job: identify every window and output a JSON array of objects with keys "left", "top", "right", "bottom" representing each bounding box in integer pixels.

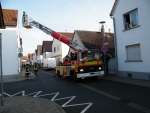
[
  {"left": 54, "top": 47, "right": 56, "bottom": 53},
  {"left": 124, "top": 9, "right": 138, "bottom": 29},
  {"left": 126, "top": 44, "right": 141, "bottom": 61},
  {"left": 57, "top": 45, "right": 59, "bottom": 52}
]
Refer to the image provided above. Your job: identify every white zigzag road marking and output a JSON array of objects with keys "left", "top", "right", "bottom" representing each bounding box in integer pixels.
[
  {"left": 50, "top": 93, "right": 93, "bottom": 113},
  {"left": 1, "top": 91, "right": 93, "bottom": 113}
]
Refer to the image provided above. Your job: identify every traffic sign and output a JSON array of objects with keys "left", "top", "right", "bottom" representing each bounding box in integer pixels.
[
  {"left": 101, "top": 45, "right": 108, "bottom": 52},
  {"left": 18, "top": 53, "right": 23, "bottom": 58}
]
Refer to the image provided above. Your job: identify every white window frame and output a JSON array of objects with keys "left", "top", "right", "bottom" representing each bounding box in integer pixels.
[
  {"left": 126, "top": 44, "right": 142, "bottom": 62},
  {"left": 124, "top": 9, "right": 139, "bottom": 29}
]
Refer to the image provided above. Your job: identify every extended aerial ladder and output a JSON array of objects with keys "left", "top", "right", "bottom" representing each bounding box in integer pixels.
[{"left": 22, "top": 12, "right": 87, "bottom": 51}]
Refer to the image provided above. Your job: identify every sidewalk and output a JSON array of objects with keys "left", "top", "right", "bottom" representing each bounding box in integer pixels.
[
  {"left": 2, "top": 69, "right": 26, "bottom": 83},
  {"left": 0, "top": 96, "right": 66, "bottom": 113},
  {"left": 99, "top": 75, "right": 150, "bottom": 88}
]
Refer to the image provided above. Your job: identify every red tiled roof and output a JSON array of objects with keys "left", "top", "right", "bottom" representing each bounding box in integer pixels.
[
  {"left": 2, "top": 9, "right": 18, "bottom": 26},
  {"left": 110, "top": 0, "right": 118, "bottom": 16},
  {"left": 42, "top": 41, "right": 53, "bottom": 53}
]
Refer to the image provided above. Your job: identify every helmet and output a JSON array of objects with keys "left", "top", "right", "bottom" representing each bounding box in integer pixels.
[{"left": 27, "top": 62, "right": 30, "bottom": 64}]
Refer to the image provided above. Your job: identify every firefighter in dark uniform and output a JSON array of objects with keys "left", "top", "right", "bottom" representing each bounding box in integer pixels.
[
  {"left": 33, "top": 62, "right": 38, "bottom": 76},
  {"left": 25, "top": 62, "right": 30, "bottom": 80}
]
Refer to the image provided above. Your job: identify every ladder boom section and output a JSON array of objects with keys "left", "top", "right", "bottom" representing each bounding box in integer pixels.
[
  {"left": 31, "top": 21, "right": 71, "bottom": 45},
  {"left": 22, "top": 11, "right": 88, "bottom": 51}
]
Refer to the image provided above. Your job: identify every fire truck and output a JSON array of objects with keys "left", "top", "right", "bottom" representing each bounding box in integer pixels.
[{"left": 22, "top": 12, "right": 104, "bottom": 82}]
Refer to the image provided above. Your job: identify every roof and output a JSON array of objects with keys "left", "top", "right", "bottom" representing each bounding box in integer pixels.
[
  {"left": 75, "top": 30, "right": 115, "bottom": 54},
  {"left": 42, "top": 41, "right": 53, "bottom": 53},
  {"left": 58, "top": 32, "right": 73, "bottom": 40},
  {"left": 76, "top": 30, "right": 114, "bottom": 48},
  {"left": 37, "top": 45, "right": 42, "bottom": 55},
  {"left": 110, "top": 0, "right": 118, "bottom": 16},
  {"left": 2, "top": 9, "right": 18, "bottom": 26},
  {"left": 75, "top": 30, "right": 103, "bottom": 49}
]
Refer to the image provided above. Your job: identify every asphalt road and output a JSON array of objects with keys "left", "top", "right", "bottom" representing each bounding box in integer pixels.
[{"left": 2, "top": 68, "right": 150, "bottom": 113}]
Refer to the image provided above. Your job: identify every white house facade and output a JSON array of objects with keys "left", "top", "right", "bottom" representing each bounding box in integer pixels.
[
  {"left": 110, "top": 0, "right": 150, "bottom": 80},
  {"left": 52, "top": 38, "right": 64, "bottom": 66},
  {"left": 0, "top": 9, "right": 21, "bottom": 79},
  {"left": 68, "top": 31, "right": 85, "bottom": 54}
]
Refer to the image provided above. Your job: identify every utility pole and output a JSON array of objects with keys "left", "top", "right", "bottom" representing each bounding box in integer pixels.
[{"left": 99, "top": 21, "right": 106, "bottom": 77}]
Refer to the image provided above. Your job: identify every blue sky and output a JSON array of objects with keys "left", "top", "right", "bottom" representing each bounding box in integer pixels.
[{"left": 1, "top": 0, "right": 115, "bottom": 56}]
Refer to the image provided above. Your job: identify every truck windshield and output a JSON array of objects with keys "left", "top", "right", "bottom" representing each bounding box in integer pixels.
[{"left": 79, "top": 51, "right": 100, "bottom": 61}]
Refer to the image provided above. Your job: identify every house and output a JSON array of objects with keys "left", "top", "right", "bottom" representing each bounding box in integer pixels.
[
  {"left": 69, "top": 30, "right": 114, "bottom": 56},
  {"left": 42, "top": 41, "right": 53, "bottom": 60},
  {"left": 52, "top": 32, "right": 73, "bottom": 66},
  {"left": 0, "top": 8, "right": 22, "bottom": 80},
  {"left": 32, "top": 49, "right": 37, "bottom": 63},
  {"left": 110, "top": 0, "right": 150, "bottom": 80},
  {"left": 36, "top": 45, "right": 43, "bottom": 64},
  {"left": 68, "top": 30, "right": 115, "bottom": 74},
  {"left": 27, "top": 53, "right": 34, "bottom": 65},
  {"left": 22, "top": 55, "right": 28, "bottom": 65}
]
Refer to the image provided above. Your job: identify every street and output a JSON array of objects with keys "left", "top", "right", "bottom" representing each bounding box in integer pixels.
[{"left": 2, "top": 69, "right": 150, "bottom": 113}]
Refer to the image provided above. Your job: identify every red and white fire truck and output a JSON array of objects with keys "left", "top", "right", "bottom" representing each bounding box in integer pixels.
[{"left": 22, "top": 12, "right": 104, "bottom": 82}]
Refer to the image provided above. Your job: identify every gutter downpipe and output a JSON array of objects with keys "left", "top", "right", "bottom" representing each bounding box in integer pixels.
[{"left": 110, "top": 16, "right": 118, "bottom": 76}]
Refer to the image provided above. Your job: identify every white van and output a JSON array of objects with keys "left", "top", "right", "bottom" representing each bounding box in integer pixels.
[{"left": 43, "top": 58, "right": 56, "bottom": 70}]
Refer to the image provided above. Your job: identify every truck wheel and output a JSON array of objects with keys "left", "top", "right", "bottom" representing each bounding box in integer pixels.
[{"left": 57, "top": 71, "right": 60, "bottom": 78}]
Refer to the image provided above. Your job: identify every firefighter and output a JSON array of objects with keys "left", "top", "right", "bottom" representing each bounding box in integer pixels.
[
  {"left": 83, "top": 54, "right": 88, "bottom": 61},
  {"left": 25, "top": 62, "right": 30, "bottom": 80},
  {"left": 33, "top": 62, "right": 38, "bottom": 76}
]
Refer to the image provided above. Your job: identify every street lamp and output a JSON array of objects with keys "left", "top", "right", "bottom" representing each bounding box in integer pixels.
[{"left": 99, "top": 21, "right": 106, "bottom": 77}]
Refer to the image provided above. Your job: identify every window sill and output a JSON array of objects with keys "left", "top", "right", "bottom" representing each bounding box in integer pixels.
[
  {"left": 125, "top": 60, "right": 143, "bottom": 62},
  {"left": 123, "top": 25, "right": 140, "bottom": 32}
]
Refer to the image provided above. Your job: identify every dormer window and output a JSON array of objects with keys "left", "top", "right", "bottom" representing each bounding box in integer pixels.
[{"left": 124, "top": 9, "right": 139, "bottom": 29}]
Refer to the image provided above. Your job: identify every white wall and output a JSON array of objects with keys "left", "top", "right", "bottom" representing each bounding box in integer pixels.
[
  {"left": 69, "top": 32, "right": 85, "bottom": 54},
  {"left": 0, "top": 28, "right": 18, "bottom": 76},
  {"left": 113, "top": 0, "right": 150, "bottom": 73},
  {"left": 37, "top": 55, "right": 43, "bottom": 63},
  {"left": 52, "top": 39, "right": 62, "bottom": 57},
  {"left": 62, "top": 43, "right": 70, "bottom": 60}
]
